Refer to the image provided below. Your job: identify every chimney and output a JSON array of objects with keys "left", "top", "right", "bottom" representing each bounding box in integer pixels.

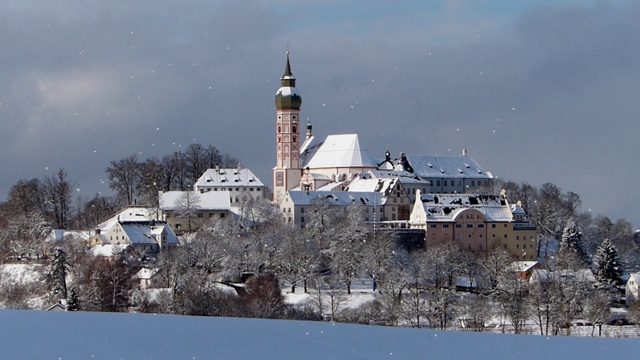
[{"left": 462, "top": 148, "right": 468, "bottom": 156}]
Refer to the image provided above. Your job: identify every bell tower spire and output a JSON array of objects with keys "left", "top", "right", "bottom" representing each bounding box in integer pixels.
[{"left": 273, "top": 50, "right": 303, "bottom": 202}]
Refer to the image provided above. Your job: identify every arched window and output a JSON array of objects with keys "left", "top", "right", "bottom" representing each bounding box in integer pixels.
[
  {"left": 278, "top": 126, "right": 281, "bottom": 133},
  {"left": 292, "top": 125, "right": 297, "bottom": 133}
]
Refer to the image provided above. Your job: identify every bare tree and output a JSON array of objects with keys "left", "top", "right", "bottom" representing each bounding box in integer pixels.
[
  {"left": 184, "top": 144, "right": 206, "bottom": 185},
  {"left": 275, "top": 225, "right": 317, "bottom": 293},
  {"left": 137, "top": 157, "right": 165, "bottom": 213},
  {"left": 478, "top": 246, "right": 515, "bottom": 292},
  {"left": 309, "top": 274, "right": 347, "bottom": 321},
  {"left": 174, "top": 191, "right": 200, "bottom": 233},
  {"left": 106, "top": 154, "right": 141, "bottom": 205},
  {"left": 361, "top": 230, "right": 395, "bottom": 292},
  {"left": 42, "top": 168, "right": 73, "bottom": 229}
]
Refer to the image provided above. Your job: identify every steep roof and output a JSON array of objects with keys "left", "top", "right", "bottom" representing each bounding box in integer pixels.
[
  {"left": 419, "top": 193, "right": 513, "bottom": 222},
  {"left": 344, "top": 178, "right": 399, "bottom": 196},
  {"left": 302, "top": 134, "right": 376, "bottom": 169},
  {"left": 119, "top": 223, "right": 178, "bottom": 246},
  {"left": 405, "top": 155, "right": 493, "bottom": 179},
  {"left": 367, "top": 170, "right": 432, "bottom": 186},
  {"left": 86, "top": 244, "right": 128, "bottom": 257},
  {"left": 96, "top": 207, "right": 157, "bottom": 233},
  {"left": 159, "top": 191, "right": 231, "bottom": 211},
  {"left": 194, "top": 168, "right": 263, "bottom": 189},
  {"left": 287, "top": 190, "right": 386, "bottom": 206}
]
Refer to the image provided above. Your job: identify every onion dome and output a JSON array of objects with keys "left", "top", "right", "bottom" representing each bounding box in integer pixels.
[{"left": 275, "top": 51, "right": 302, "bottom": 110}]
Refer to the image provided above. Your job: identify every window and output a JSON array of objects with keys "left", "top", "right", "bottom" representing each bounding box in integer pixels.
[
  {"left": 220, "top": 213, "right": 225, "bottom": 218},
  {"left": 479, "top": 244, "right": 483, "bottom": 250},
  {"left": 516, "top": 244, "right": 520, "bottom": 249},
  {"left": 504, "top": 234, "right": 508, "bottom": 239},
  {"left": 443, "top": 224, "right": 450, "bottom": 228},
  {"left": 198, "top": 213, "right": 203, "bottom": 218},
  {"left": 492, "top": 224, "right": 496, "bottom": 228},
  {"left": 467, "top": 224, "right": 473, "bottom": 228},
  {"left": 301, "top": 216, "right": 305, "bottom": 223},
  {"left": 516, "top": 235, "right": 520, "bottom": 240},
  {"left": 430, "top": 224, "right": 438, "bottom": 228},
  {"left": 477, "top": 224, "right": 484, "bottom": 228},
  {"left": 301, "top": 207, "right": 305, "bottom": 213},
  {"left": 456, "top": 224, "right": 462, "bottom": 228},
  {"left": 444, "top": 180, "right": 448, "bottom": 186}
]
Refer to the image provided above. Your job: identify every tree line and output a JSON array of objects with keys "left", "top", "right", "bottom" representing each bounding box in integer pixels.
[
  {"left": 2, "top": 192, "right": 637, "bottom": 336},
  {"left": 1, "top": 147, "right": 640, "bottom": 334},
  {"left": 0, "top": 144, "right": 239, "bottom": 259}
]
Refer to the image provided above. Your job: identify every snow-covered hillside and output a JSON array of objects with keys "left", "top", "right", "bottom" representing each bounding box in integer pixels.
[{"left": 0, "top": 310, "right": 636, "bottom": 360}]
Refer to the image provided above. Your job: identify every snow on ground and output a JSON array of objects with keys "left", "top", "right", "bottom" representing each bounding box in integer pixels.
[
  {"left": 0, "top": 263, "right": 43, "bottom": 285},
  {"left": 283, "top": 278, "right": 376, "bottom": 313},
  {"left": 0, "top": 309, "right": 637, "bottom": 360}
]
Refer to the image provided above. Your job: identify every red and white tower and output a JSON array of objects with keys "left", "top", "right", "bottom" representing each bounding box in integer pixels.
[{"left": 273, "top": 51, "right": 302, "bottom": 202}]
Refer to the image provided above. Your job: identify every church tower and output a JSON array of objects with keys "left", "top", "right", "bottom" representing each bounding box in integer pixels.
[{"left": 273, "top": 51, "right": 302, "bottom": 202}]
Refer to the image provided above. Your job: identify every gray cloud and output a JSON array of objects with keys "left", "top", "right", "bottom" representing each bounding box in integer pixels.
[{"left": 0, "top": 1, "right": 638, "bottom": 226}]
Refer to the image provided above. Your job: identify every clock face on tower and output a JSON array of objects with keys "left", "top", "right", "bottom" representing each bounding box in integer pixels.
[{"left": 276, "top": 171, "right": 284, "bottom": 186}]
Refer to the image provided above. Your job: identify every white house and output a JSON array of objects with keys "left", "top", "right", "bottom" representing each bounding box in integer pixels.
[
  {"left": 626, "top": 273, "right": 640, "bottom": 306},
  {"left": 159, "top": 190, "right": 231, "bottom": 233},
  {"left": 194, "top": 166, "right": 265, "bottom": 205}
]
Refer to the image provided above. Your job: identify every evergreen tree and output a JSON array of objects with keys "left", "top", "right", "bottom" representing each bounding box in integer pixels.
[
  {"left": 66, "top": 286, "right": 79, "bottom": 311},
  {"left": 45, "top": 247, "right": 68, "bottom": 300},
  {"left": 592, "top": 238, "right": 623, "bottom": 285},
  {"left": 560, "top": 219, "right": 589, "bottom": 263}
]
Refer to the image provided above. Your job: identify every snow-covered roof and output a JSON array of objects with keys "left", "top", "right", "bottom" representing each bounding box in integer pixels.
[
  {"left": 344, "top": 178, "right": 399, "bottom": 196},
  {"left": 134, "top": 268, "right": 157, "bottom": 280},
  {"left": 121, "top": 223, "right": 178, "bottom": 245},
  {"left": 627, "top": 273, "right": 640, "bottom": 286},
  {"left": 405, "top": 155, "right": 493, "bottom": 179},
  {"left": 419, "top": 193, "right": 512, "bottom": 222},
  {"left": 96, "top": 207, "right": 157, "bottom": 232},
  {"left": 509, "top": 261, "right": 541, "bottom": 272},
  {"left": 287, "top": 190, "right": 386, "bottom": 206},
  {"left": 194, "top": 167, "right": 263, "bottom": 189},
  {"left": 302, "top": 134, "right": 376, "bottom": 169},
  {"left": 275, "top": 86, "right": 299, "bottom": 96},
  {"left": 314, "top": 181, "right": 347, "bottom": 191},
  {"left": 159, "top": 191, "right": 231, "bottom": 211},
  {"left": 86, "top": 244, "right": 128, "bottom": 257},
  {"left": 368, "top": 170, "right": 432, "bottom": 185}
]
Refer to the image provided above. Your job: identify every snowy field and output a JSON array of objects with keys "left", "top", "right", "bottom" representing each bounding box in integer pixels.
[{"left": 0, "top": 309, "right": 637, "bottom": 360}]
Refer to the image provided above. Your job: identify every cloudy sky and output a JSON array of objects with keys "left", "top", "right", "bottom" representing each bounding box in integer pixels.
[{"left": 1, "top": 0, "right": 638, "bottom": 226}]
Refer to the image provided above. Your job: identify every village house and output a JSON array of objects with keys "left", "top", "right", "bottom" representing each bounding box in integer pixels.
[
  {"left": 159, "top": 190, "right": 231, "bottom": 233},
  {"left": 88, "top": 207, "right": 179, "bottom": 254},
  {"left": 408, "top": 190, "right": 538, "bottom": 259},
  {"left": 194, "top": 165, "right": 265, "bottom": 205}
]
